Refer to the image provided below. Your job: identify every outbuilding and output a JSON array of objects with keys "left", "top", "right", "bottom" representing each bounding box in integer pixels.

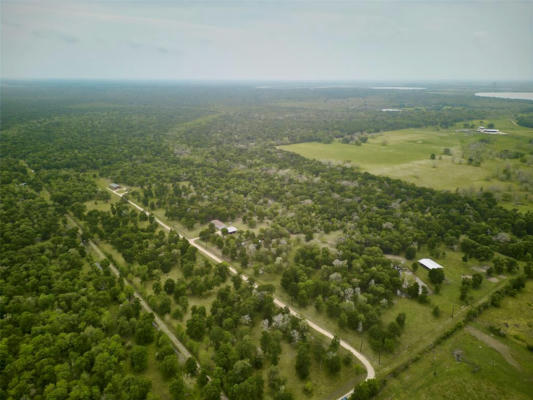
[
  {"left": 109, "top": 183, "right": 121, "bottom": 190},
  {"left": 477, "top": 126, "right": 502, "bottom": 134},
  {"left": 227, "top": 226, "right": 238, "bottom": 234},
  {"left": 418, "top": 258, "right": 443, "bottom": 270}
]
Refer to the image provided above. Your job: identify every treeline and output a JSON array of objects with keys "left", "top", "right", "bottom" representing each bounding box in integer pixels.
[{"left": 516, "top": 112, "right": 533, "bottom": 128}]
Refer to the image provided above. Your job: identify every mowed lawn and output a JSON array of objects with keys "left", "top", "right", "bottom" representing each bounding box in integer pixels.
[{"left": 279, "top": 122, "right": 533, "bottom": 195}]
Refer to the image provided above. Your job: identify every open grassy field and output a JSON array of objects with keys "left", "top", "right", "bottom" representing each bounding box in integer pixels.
[
  {"left": 279, "top": 118, "right": 533, "bottom": 211},
  {"left": 377, "top": 282, "right": 533, "bottom": 400},
  {"left": 472, "top": 279, "right": 533, "bottom": 356}
]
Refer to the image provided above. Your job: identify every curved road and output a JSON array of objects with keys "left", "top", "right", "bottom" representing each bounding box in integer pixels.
[{"left": 108, "top": 188, "right": 375, "bottom": 398}]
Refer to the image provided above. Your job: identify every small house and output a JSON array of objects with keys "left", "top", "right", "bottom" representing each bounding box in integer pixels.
[{"left": 418, "top": 258, "right": 443, "bottom": 270}]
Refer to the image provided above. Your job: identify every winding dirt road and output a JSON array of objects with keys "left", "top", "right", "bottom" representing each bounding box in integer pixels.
[{"left": 108, "top": 188, "right": 375, "bottom": 398}]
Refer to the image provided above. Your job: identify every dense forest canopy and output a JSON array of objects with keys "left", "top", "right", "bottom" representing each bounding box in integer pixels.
[{"left": 1, "top": 82, "right": 532, "bottom": 400}]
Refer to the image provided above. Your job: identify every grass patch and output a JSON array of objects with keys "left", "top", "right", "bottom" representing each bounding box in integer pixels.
[
  {"left": 280, "top": 122, "right": 533, "bottom": 210},
  {"left": 378, "top": 282, "right": 533, "bottom": 400}
]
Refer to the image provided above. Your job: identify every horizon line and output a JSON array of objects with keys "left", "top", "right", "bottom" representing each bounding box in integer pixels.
[{"left": 3, "top": 77, "right": 533, "bottom": 84}]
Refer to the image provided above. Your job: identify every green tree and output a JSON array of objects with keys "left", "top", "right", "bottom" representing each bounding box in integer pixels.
[
  {"left": 325, "top": 352, "right": 341, "bottom": 375},
  {"left": 169, "top": 376, "right": 186, "bottom": 400},
  {"left": 396, "top": 312, "right": 406, "bottom": 328},
  {"left": 135, "top": 316, "right": 155, "bottom": 345},
  {"left": 472, "top": 273, "right": 483, "bottom": 289},
  {"left": 350, "top": 378, "right": 380, "bottom": 400},
  {"left": 121, "top": 375, "right": 152, "bottom": 400},
  {"left": 203, "top": 380, "right": 222, "bottom": 400},
  {"left": 186, "top": 313, "right": 206, "bottom": 341},
  {"left": 184, "top": 357, "right": 197, "bottom": 376},
  {"left": 164, "top": 278, "right": 176, "bottom": 295},
  {"left": 407, "top": 282, "right": 419, "bottom": 298},
  {"left": 130, "top": 345, "right": 148, "bottom": 373},
  {"left": 405, "top": 246, "right": 416, "bottom": 260},
  {"left": 295, "top": 342, "right": 311, "bottom": 379},
  {"left": 160, "top": 355, "right": 179, "bottom": 379},
  {"left": 428, "top": 268, "right": 445, "bottom": 285}
]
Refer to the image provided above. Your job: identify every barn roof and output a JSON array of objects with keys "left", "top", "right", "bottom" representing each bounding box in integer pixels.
[{"left": 418, "top": 258, "right": 443, "bottom": 270}]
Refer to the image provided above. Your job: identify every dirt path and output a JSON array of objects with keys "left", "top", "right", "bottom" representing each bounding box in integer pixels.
[
  {"left": 67, "top": 215, "right": 194, "bottom": 362},
  {"left": 88, "top": 240, "right": 193, "bottom": 360},
  {"left": 385, "top": 254, "right": 433, "bottom": 294},
  {"left": 108, "top": 188, "right": 375, "bottom": 399},
  {"left": 465, "top": 326, "right": 520, "bottom": 370},
  {"left": 68, "top": 214, "right": 230, "bottom": 399}
]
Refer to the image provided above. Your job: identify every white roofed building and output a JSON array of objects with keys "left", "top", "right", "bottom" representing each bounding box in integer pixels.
[{"left": 418, "top": 258, "right": 443, "bottom": 270}]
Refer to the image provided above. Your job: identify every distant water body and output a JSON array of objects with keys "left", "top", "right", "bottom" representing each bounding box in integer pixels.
[
  {"left": 371, "top": 86, "right": 425, "bottom": 90},
  {"left": 475, "top": 92, "right": 533, "bottom": 101}
]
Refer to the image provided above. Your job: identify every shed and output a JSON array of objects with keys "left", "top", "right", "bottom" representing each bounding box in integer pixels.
[
  {"left": 109, "top": 183, "right": 121, "bottom": 190},
  {"left": 418, "top": 258, "right": 443, "bottom": 270},
  {"left": 227, "top": 226, "right": 238, "bottom": 234}
]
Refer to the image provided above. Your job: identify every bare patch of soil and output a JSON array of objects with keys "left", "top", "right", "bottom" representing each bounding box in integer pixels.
[{"left": 466, "top": 326, "right": 520, "bottom": 370}]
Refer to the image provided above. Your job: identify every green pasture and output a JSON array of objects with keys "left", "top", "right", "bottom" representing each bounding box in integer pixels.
[
  {"left": 377, "top": 282, "right": 533, "bottom": 400},
  {"left": 473, "top": 280, "right": 533, "bottom": 353},
  {"left": 279, "top": 120, "right": 533, "bottom": 210}
]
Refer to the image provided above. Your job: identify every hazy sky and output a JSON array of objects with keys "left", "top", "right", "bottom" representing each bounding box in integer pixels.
[{"left": 2, "top": 0, "right": 533, "bottom": 81}]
